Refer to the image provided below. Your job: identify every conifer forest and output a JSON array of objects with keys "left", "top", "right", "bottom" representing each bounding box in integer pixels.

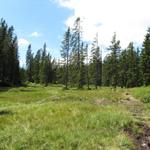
[{"left": 0, "top": 17, "right": 150, "bottom": 150}]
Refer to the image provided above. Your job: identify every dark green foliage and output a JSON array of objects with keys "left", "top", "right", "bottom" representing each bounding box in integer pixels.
[
  {"left": 141, "top": 28, "right": 150, "bottom": 86},
  {"left": 59, "top": 18, "right": 88, "bottom": 89},
  {"left": 107, "top": 33, "right": 121, "bottom": 88},
  {"left": 20, "top": 67, "right": 27, "bottom": 83},
  {"left": 118, "top": 49, "right": 128, "bottom": 88},
  {"left": 119, "top": 43, "right": 141, "bottom": 88},
  {"left": 1, "top": 18, "right": 150, "bottom": 89},
  {"left": 85, "top": 44, "right": 90, "bottom": 89},
  {"left": 71, "top": 17, "right": 85, "bottom": 89},
  {"left": 60, "top": 27, "right": 71, "bottom": 89},
  {"left": 0, "top": 19, "right": 20, "bottom": 86},
  {"left": 79, "top": 42, "right": 86, "bottom": 88},
  {"left": 25, "top": 43, "right": 55, "bottom": 86},
  {"left": 36, "top": 43, "right": 54, "bottom": 86},
  {"left": 90, "top": 34, "right": 102, "bottom": 89},
  {"left": 102, "top": 55, "right": 112, "bottom": 86},
  {"left": 33, "top": 49, "right": 41, "bottom": 83},
  {"left": 26, "top": 44, "right": 34, "bottom": 82},
  {"left": 126, "top": 43, "right": 140, "bottom": 87},
  {"left": 142, "top": 94, "right": 150, "bottom": 103}
]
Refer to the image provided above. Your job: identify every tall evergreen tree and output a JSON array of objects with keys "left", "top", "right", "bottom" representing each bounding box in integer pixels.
[
  {"left": 33, "top": 49, "right": 41, "bottom": 83},
  {"left": 60, "top": 27, "right": 71, "bottom": 89},
  {"left": 40, "top": 43, "right": 47, "bottom": 84},
  {"left": 26, "top": 44, "right": 34, "bottom": 82},
  {"left": 71, "top": 17, "right": 84, "bottom": 88},
  {"left": 39, "top": 43, "right": 52, "bottom": 86},
  {"left": 47, "top": 53, "right": 53, "bottom": 84},
  {"left": 79, "top": 42, "right": 86, "bottom": 87},
  {"left": 126, "top": 42, "right": 140, "bottom": 87},
  {"left": 90, "top": 34, "right": 102, "bottom": 89},
  {"left": 0, "top": 19, "right": 20, "bottom": 86},
  {"left": 11, "top": 36, "right": 20, "bottom": 85},
  {"left": 85, "top": 44, "right": 90, "bottom": 89},
  {"left": 119, "top": 49, "right": 128, "bottom": 88},
  {"left": 141, "top": 28, "right": 150, "bottom": 86},
  {"left": 102, "top": 55, "right": 112, "bottom": 86},
  {"left": 108, "top": 33, "right": 121, "bottom": 89}
]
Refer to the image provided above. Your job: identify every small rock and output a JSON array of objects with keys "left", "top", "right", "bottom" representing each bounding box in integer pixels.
[{"left": 141, "top": 143, "right": 147, "bottom": 147}]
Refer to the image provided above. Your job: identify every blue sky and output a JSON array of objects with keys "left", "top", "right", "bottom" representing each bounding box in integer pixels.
[
  {"left": 0, "top": 0, "right": 73, "bottom": 66},
  {"left": 0, "top": 0, "right": 150, "bottom": 66}
]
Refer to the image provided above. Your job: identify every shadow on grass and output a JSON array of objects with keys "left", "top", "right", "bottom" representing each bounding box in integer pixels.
[
  {"left": 0, "top": 87, "right": 11, "bottom": 92},
  {"left": 20, "top": 89, "right": 36, "bottom": 92},
  {"left": 0, "top": 110, "right": 13, "bottom": 116}
]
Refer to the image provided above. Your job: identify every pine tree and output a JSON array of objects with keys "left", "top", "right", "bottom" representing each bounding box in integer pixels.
[
  {"left": 0, "top": 19, "right": 7, "bottom": 84},
  {"left": 119, "top": 49, "right": 128, "bottom": 88},
  {"left": 71, "top": 17, "right": 84, "bottom": 88},
  {"left": 26, "top": 44, "right": 34, "bottom": 82},
  {"left": 39, "top": 43, "right": 51, "bottom": 86},
  {"left": 108, "top": 33, "right": 121, "bottom": 89},
  {"left": 126, "top": 42, "right": 139, "bottom": 87},
  {"left": 40, "top": 43, "right": 47, "bottom": 84},
  {"left": 47, "top": 53, "right": 53, "bottom": 84},
  {"left": 0, "top": 19, "right": 20, "bottom": 86},
  {"left": 79, "top": 42, "right": 86, "bottom": 87},
  {"left": 11, "top": 36, "right": 20, "bottom": 85},
  {"left": 60, "top": 27, "right": 71, "bottom": 89},
  {"left": 33, "top": 49, "right": 41, "bottom": 83},
  {"left": 85, "top": 44, "right": 90, "bottom": 89},
  {"left": 90, "top": 34, "right": 102, "bottom": 89},
  {"left": 102, "top": 55, "right": 112, "bottom": 86},
  {"left": 141, "top": 28, "right": 150, "bottom": 86},
  {"left": 136, "top": 48, "right": 143, "bottom": 86}
]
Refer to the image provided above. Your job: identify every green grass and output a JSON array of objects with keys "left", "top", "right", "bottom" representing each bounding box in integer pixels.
[
  {"left": 129, "top": 86, "right": 150, "bottom": 101},
  {"left": 129, "top": 86, "right": 150, "bottom": 125},
  {"left": 0, "top": 84, "right": 146, "bottom": 150}
]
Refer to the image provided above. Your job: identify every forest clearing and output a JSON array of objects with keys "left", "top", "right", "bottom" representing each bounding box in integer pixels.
[
  {"left": 0, "top": 84, "right": 150, "bottom": 149},
  {"left": 1, "top": 0, "right": 150, "bottom": 149}
]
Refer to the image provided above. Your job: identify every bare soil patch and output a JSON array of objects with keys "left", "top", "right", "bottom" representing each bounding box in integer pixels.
[
  {"left": 95, "top": 99, "right": 114, "bottom": 106},
  {"left": 125, "top": 123, "right": 150, "bottom": 150}
]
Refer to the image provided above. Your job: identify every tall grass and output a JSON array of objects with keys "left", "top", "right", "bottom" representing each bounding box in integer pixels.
[{"left": 0, "top": 85, "right": 135, "bottom": 149}]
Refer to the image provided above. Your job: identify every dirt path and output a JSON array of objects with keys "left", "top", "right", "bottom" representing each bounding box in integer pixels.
[
  {"left": 95, "top": 92, "right": 150, "bottom": 149},
  {"left": 122, "top": 92, "right": 150, "bottom": 150}
]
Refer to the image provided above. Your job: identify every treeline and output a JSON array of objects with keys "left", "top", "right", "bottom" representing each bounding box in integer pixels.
[
  {"left": 59, "top": 18, "right": 102, "bottom": 89},
  {"left": 59, "top": 18, "right": 150, "bottom": 89},
  {"left": 24, "top": 43, "right": 57, "bottom": 86},
  {"left": 0, "top": 18, "right": 150, "bottom": 88},
  {"left": 0, "top": 19, "right": 20, "bottom": 86}
]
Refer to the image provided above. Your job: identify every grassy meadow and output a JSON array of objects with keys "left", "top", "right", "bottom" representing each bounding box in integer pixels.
[{"left": 0, "top": 84, "right": 150, "bottom": 149}]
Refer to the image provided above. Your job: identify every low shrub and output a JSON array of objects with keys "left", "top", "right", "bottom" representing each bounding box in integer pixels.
[{"left": 142, "top": 94, "right": 150, "bottom": 103}]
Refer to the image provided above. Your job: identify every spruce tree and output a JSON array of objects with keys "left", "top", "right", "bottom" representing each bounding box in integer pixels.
[
  {"left": 71, "top": 17, "right": 84, "bottom": 88},
  {"left": 141, "top": 28, "right": 150, "bottom": 86},
  {"left": 39, "top": 43, "right": 51, "bottom": 86},
  {"left": 119, "top": 49, "right": 128, "bottom": 88},
  {"left": 90, "top": 34, "right": 102, "bottom": 89},
  {"left": 0, "top": 19, "right": 20, "bottom": 86},
  {"left": 26, "top": 44, "right": 34, "bottom": 82},
  {"left": 60, "top": 27, "right": 71, "bottom": 89},
  {"left": 33, "top": 49, "right": 41, "bottom": 83},
  {"left": 126, "top": 42, "right": 139, "bottom": 87},
  {"left": 102, "top": 55, "right": 112, "bottom": 86},
  {"left": 108, "top": 33, "right": 121, "bottom": 89},
  {"left": 85, "top": 44, "right": 90, "bottom": 89}
]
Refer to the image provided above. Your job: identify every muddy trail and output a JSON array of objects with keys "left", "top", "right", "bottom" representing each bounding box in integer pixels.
[
  {"left": 122, "top": 92, "right": 150, "bottom": 150},
  {"left": 95, "top": 92, "right": 150, "bottom": 150}
]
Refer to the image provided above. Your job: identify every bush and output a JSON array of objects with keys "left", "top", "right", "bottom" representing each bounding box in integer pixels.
[{"left": 142, "top": 94, "right": 150, "bottom": 103}]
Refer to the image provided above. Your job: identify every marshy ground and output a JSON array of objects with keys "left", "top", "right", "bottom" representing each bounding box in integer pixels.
[{"left": 0, "top": 84, "right": 150, "bottom": 150}]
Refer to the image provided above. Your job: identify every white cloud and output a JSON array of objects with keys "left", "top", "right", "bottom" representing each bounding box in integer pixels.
[
  {"left": 30, "top": 32, "right": 41, "bottom": 37},
  {"left": 54, "top": 0, "right": 150, "bottom": 49},
  {"left": 18, "top": 38, "right": 29, "bottom": 46}
]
